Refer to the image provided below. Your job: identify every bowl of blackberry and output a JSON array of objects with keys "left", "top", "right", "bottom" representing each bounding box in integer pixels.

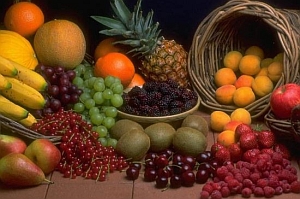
[{"left": 117, "top": 80, "right": 200, "bottom": 125}]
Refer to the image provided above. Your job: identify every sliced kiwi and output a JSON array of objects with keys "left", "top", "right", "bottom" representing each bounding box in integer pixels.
[
  {"left": 181, "top": 114, "right": 209, "bottom": 136},
  {"left": 116, "top": 128, "right": 150, "bottom": 161},
  {"left": 173, "top": 127, "right": 207, "bottom": 157},
  {"left": 110, "top": 119, "right": 144, "bottom": 140},
  {"left": 144, "top": 122, "right": 176, "bottom": 152}
]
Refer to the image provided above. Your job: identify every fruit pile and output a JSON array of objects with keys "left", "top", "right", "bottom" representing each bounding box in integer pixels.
[{"left": 214, "top": 45, "right": 283, "bottom": 107}]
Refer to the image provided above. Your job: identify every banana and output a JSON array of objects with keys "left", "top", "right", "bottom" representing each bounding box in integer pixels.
[
  {"left": 0, "top": 94, "right": 29, "bottom": 121},
  {"left": 1, "top": 77, "right": 46, "bottom": 110},
  {"left": 19, "top": 113, "right": 37, "bottom": 127},
  {"left": 9, "top": 59, "right": 48, "bottom": 91},
  {"left": 0, "top": 73, "right": 12, "bottom": 90},
  {"left": 0, "top": 55, "right": 18, "bottom": 76}
]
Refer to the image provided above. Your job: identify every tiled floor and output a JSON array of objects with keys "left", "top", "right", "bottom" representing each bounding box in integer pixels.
[{"left": 1, "top": 111, "right": 300, "bottom": 199}]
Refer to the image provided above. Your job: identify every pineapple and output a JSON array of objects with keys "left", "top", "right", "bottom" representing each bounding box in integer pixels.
[{"left": 91, "top": 0, "right": 189, "bottom": 88}]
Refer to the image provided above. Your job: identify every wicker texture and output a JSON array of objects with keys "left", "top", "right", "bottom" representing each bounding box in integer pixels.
[{"left": 188, "top": 0, "right": 300, "bottom": 119}]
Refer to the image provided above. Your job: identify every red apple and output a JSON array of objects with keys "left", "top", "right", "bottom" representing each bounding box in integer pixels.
[
  {"left": 24, "top": 139, "right": 61, "bottom": 174},
  {"left": 0, "top": 134, "right": 27, "bottom": 158},
  {"left": 270, "top": 83, "right": 300, "bottom": 119}
]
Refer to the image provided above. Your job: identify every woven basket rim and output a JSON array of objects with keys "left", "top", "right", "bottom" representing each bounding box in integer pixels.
[{"left": 188, "top": 0, "right": 300, "bottom": 119}]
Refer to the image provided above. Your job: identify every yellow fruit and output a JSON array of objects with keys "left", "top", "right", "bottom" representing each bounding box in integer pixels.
[
  {"left": 214, "top": 68, "right": 237, "bottom": 87},
  {"left": 233, "top": 87, "right": 256, "bottom": 107},
  {"left": 223, "top": 51, "right": 243, "bottom": 72},
  {"left": 273, "top": 52, "right": 283, "bottom": 63},
  {"left": 261, "top": 58, "right": 273, "bottom": 68},
  {"left": 230, "top": 108, "right": 252, "bottom": 125},
  {"left": 210, "top": 111, "right": 231, "bottom": 132},
  {"left": 245, "top": 45, "right": 264, "bottom": 60},
  {"left": 267, "top": 61, "right": 283, "bottom": 82},
  {"left": 251, "top": 76, "right": 274, "bottom": 97},
  {"left": 217, "top": 130, "right": 236, "bottom": 147},
  {"left": 0, "top": 94, "right": 28, "bottom": 121},
  {"left": 215, "top": 85, "right": 236, "bottom": 105},
  {"left": 0, "top": 30, "right": 38, "bottom": 70},
  {"left": 256, "top": 67, "right": 268, "bottom": 77},
  {"left": 239, "top": 55, "right": 261, "bottom": 76},
  {"left": 34, "top": 19, "right": 86, "bottom": 70}
]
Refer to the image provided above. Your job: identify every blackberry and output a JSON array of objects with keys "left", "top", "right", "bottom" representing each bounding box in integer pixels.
[
  {"left": 143, "top": 81, "right": 160, "bottom": 92},
  {"left": 128, "top": 86, "right": 144, "bottom": 97},
  {"left": 183, "top": 99, "right": 197, "bottom": 111},
  {"left": 170, "top": 100, "right": 184, "bottom": 109},
  {"left": 157, "top": 100, "right": 168, "bottom": 110},
  {"left": 128, "top": 98, "right": 140, "bottom": 107},
  {"left": 169, "top": 107, "right": 182, "bottom": 115}
]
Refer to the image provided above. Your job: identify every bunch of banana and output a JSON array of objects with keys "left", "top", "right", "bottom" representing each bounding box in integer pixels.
[{"left": 0, "top": 55, "right": 48, "bottom": 127}]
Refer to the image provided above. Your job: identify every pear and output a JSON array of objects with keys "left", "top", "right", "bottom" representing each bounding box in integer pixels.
[{"left": 0, "top": 153, "right": 51, "bottom": 187}]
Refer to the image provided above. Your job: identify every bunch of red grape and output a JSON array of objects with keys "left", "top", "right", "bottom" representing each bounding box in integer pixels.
[
  {"left": 36, "top": 64, "right": 83, "bottom": 116},
  {"left": 31, "top": 108, "right": 128, "bottom": 181},
  {"left": 125, "top": 149, "right": 221, "bottom": 189}
]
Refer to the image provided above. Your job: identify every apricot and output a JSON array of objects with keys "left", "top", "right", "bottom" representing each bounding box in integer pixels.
[
  {"left": 217, "top": 130, "right": 236, "bottom": 147},
  {"left": 233, "top": 87, "right": 256, "bottom": 107},
  {"left": 261, "top": 58, "right": 273, "bottom": 68},
  {"left": 215, "top": 85, "right": 236, "bottom": 105},
  {"left": 223, "top": 50, "right": 243, "bottom": 72},
  {"left": 214, "top": 68, "right": 237, "bottom": 87},
  {"left": 234, "top": 75, "right": 254, "bottom": 89},
  {"left": 245, "top": 45, "right": 264, "bottom": 60},
  {"left": 230, "top": 108, "right": 252, "bottom": 125},
  {"left": 210, "top": 111, "right": 231, "bottom": 132},
  {"left": 223, "top": 121, "right": 243, "bottom": 132},
  {"left": 251, "top": 76, "right": 274, "bottom": 97},
  {"left": 239, "top": 55, "right": 261, "bottom": 76},
  {"left": 267, "top": 61, "right": 283, "bottom": 82}
]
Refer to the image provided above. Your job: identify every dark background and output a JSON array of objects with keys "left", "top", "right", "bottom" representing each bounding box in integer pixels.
[{"left": 0, "top": 0, "right": 299, "bottom": 54}]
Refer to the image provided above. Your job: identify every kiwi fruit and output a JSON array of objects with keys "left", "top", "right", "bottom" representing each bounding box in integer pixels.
[
  {"left": 181, "top": 114, "right": 209, "bottom": 136},
  {"left": 173, "top": 127, "right": 207, "bottom": 157},
  {"left": 110, "top": 119, "right": 144, "bottom": 140},
  {"left": 144, "top": 122, "right": 176, "bottom": 152},
  {"left": 116, "top": 128, "right": 150, "bottom": 161}
]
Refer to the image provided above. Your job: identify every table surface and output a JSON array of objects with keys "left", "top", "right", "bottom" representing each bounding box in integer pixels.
[{"left": 1, "top": 110, "right": 300, "bottom": 199}]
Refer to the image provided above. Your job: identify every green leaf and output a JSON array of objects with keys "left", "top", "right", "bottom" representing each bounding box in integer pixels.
[
  {"left": 91, "top": 16, "right": 126, "bottom": 30},
  {"left": 111, "top": 0, "right": 131, "bottom": 25}
]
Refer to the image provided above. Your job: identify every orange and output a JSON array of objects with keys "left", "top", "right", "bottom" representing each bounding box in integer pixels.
[
  {"left": 214, "top": 68, "right": 237, "bottom": 87},
  {"left": 126, "top": 73, "right": 146, "bottom": 89},
  {"left": 94, "top": 52, "right": 135, "bottom": 87},
  {"left": 217, "top": 130, "right": 236, "bottom": 147},
  {"left": 4, "top": 2, "right": 44, "bottom": 38},
  {"left": 210, "top": 111, "right": 231, "bottom": 132},
  {"left": 94, "top": 37, "right": 125, "bottom": 61}
]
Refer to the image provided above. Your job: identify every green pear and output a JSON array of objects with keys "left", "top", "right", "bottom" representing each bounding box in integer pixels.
[{"left": 0, "top": 153, "right": 50, "bottom": 187}]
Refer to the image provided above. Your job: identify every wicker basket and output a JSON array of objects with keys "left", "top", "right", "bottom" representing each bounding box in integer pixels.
[
  {"left": 0, "top": 114, "right": 61, "bottom": 144},
  {"left": 188, "top": 0, "right": 300, "bottom": 119}
]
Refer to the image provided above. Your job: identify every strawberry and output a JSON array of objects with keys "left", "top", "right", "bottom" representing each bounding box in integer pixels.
[
  {"left": 273, "top": 143, "right": 291, "bottom": 160},
  {"left": 239, "top": 131, "right": 258, "bottom": 151},
  {"left": 242, "top": 148, "right": 260, "bottom": 163},
  {"left": 210, "top": 142, "right": 225, "bottom": 157},
  {"left": 228, "top": 143, "right": 242, "bottom": 163},
  {"left": 215, "top": 147, "right": 231, "bottom": 164},
  {"left": 235, "top": 123, "right": 252, "bottom": 141},
  {"left": 257, "top": 130, "right": 276, "bottom": 149}
]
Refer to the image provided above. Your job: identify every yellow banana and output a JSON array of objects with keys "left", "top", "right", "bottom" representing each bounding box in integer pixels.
[
  {"left": 19, "top": 113, "right": 37, "bottom": 127},
  {"left": 9, "top": 59, "right": 48, "bottom": 91},
  {"left": 0, "top": 94, "right": 29, "bottom": 121},
  {"left": 0, "top": 73, "right": 12, "bottom": 90},
  {"left": 0, "top": 55, "right": 18, "bottom": 76},
  {"left": 1, "top": 77, "right": 46, "bottom": 110}
]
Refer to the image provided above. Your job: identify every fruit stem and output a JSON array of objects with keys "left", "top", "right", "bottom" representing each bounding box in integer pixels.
[{"left": 44, "top": 178, "right": 54, "bottom": 184}]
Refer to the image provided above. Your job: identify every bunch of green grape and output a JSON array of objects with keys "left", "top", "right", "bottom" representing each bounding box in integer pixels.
[{"left": 71, "top": 62, "right": 124, "bottom": 148}]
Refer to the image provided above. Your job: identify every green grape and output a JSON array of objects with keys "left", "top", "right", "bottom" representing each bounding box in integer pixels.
[
  {"left": 84, "top": 69, "right": 93, "bottom": 80},
  {"left": 102, "top": 117, "right": 115, "bottom": 129},
  {"left": 107, "top": 138, "right": 118, "bottom": 148},
  {"left": 113, "top": 77, "right": 121, "bottom": 84},
  {"left": 89, "top": 107, "right": 100, "bottom": 116},
  {"left": 84, "top": 98, "right": 96, "bottom": 109},
  {"left": 73, "top": 102, "right": 85, "bottom": 113},
  {"left": 93, "top": 80, "right": 106, "bottom": 92},
  {"left": 104, "top": 76, "right": 115, "bottom": 87},
  {"left": 102, "top": 99, "right": 111, "bottom": 106},
  {"left": 98, "top": 138, "right": 107, "bottom": 147},
  {"left": 88, "top": 77, "right": 98, "bottom": 88},
  {"left": 90, "top": 113, "right": 104, "bottom": 126},
  {"left": 94, "top": 125, "right": 108, "bottom": 138},
  {"left": 72, "top": 76, "right": 84, "bottom": 87},
  {"left": 93, "top": 91, "right": 105, "bottom": 105},
  {"left": 105, "top": 107, "right": 118, "bottom": 118},
  {"left": 110, "top": 82, "right": 123, "bottom": 94},
  {"left": 79, "top": 92, "right": 91, "bottom": 102},
  {"left": 103, "top": 88, "right": 113, "bottom": 99},
  {"left": 110, "top": 94, "right": 123, "bottom": 108},
  {"left": 84, "top": 79, "right": 89, "bottom": 87},
  {"left": 74, "top": 64, "right": 86, "bottom": 76}
]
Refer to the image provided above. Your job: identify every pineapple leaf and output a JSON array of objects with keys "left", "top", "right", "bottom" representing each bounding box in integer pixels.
[
  {"left": 143, "top": 10, "right": 154, "bottom": 30},
  {"left": 99, "top": 29, "right": 134, "bottom": 37},
  {"left": 91, "top": 16, "right": 126, "bottom": 30},
  {"left": 110, "top": 0, "right": 132, "bottom": 26}
]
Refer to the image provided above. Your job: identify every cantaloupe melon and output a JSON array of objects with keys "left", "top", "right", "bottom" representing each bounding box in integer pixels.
[
  {"left": 33, "top": 19, "right": 86, "bottom": 70},
  {"left": 0, "top": 30, "right": 38, "bottom": 70}
]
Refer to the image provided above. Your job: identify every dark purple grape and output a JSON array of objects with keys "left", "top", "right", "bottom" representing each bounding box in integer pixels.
[
  {"left": 50, "top": 98, "right": 62, "bottom": 111},
  {"left": 126, "top": 167, "right": 139, "bottom": 181},
  {"left": 60, "top": 94, "right": 71, "bottom": 105},
  {"left": 67, "top": 70, "right": 76, "bottom": 81},
  {"left": 55, "top": 66, "right": 64, "bottom": 74},
  {"left": 75, "top": 89, "right": 83, "bottom": 95},
  {"left": 59, "top": 86, "right": 69, "bottom": 94},
  {"left": 70, "top": 94, "right": 79, "bottom": 104},
  {"left": 144, "top": 168, "right": 157, "bottom": 182},
  {"left": 44, "top": 67, "right": 54, "bottom": 78},
  {"left": 49, "top": 73, "right": 58, "bottom": 84},
  {"left": 48, "top": 85, "right": 60, "bottom": 96},
  {"left": 170, "top": 174, "right": 182, "bottom": 188},
  {"left": 181, "top": 170, "right": 195, "bottom": 187},
  {"left": 196, "top": 169, "right": 210, "bottom": 184},
  {"left": 60, "top": 77, "right": 70, "bottom": 86},
  {"left": 42, "top": 107, "right": 53, "bottom": 115},
  {"left": 68, "top": 84, "right": 78, "bottom": 93}
]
